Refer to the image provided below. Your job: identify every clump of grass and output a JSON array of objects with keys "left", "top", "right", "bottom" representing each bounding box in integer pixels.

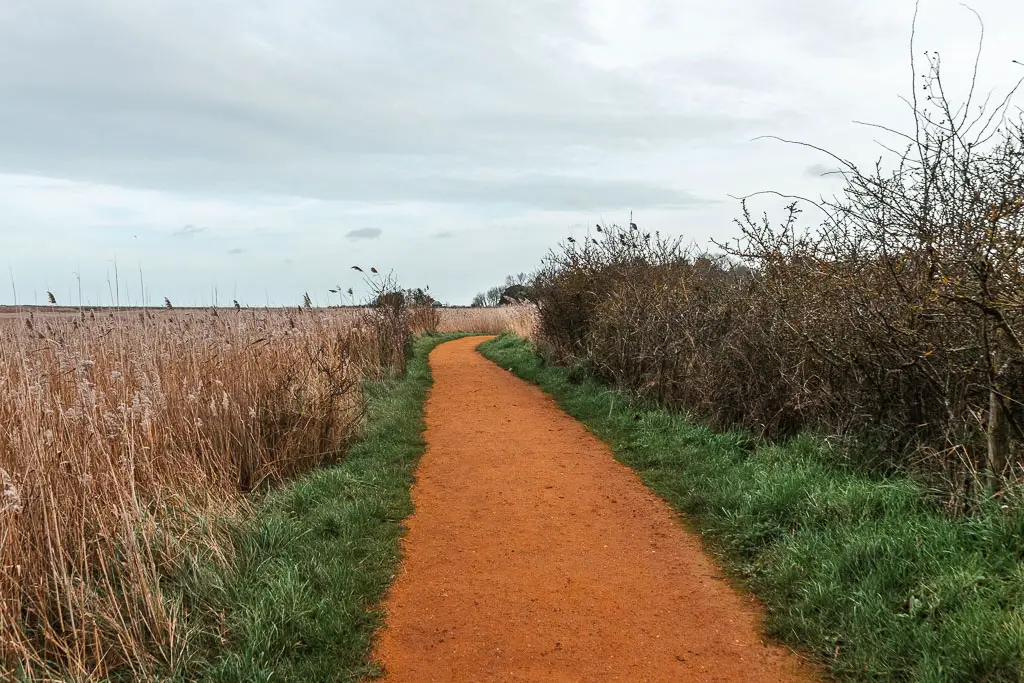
[{"left": 480, "top": 334, "right": 1024, "bottom": 682}]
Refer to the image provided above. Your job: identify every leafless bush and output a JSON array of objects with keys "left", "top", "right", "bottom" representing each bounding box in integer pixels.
[
  {"left": 406, "top": 288, "right": 441, "bottom": 336},
  {"left": 726, "top": 22, "right": 1024, "bottom": 495},
  {"left": 586, "top": 256, "right": 802, "bottom": 433},
  {"left": 534, "top": 29, "right": 1024, "bottom": 503},
  {"left": 356, "top": 272, "right": 424, "bottom": 376},
  {"left": 533, "top": 222, "right": 685, "bottom": 362}
]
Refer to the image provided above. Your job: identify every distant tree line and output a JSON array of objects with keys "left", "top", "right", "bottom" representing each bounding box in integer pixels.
[{"left": 471, "top": 273, "right": 535, "bottom": 307}]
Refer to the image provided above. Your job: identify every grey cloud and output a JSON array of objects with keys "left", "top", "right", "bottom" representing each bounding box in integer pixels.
[
  {"left": 258, "top": 172, "right": 710, "bottom": 210},
  {"left": 227, "top": 248, "right": 246, "bottom": 255},
  {"left": 0, "top": 1, "right": 768, "bottom": 202},
  {"left": 173, "top": 224, "right": 208, "bottom": 237},
  {"left": 0, "top": 94, "right": 753, "bottom": 197},
  {"left": 412, "top": 175, "right": 710, "bottom": 211},
  {"left": 749, "top": 0, "right": 904, "bottom": 57},
  {"left": 346, "top": 227, "right": 382, "bottom": 240},
  {"left": 803, "top": 163, "right": 842, "bottom": 178},
  {"left": 663, "top": 56, "right": 783, "bottom": 93},
  {"left": 2, "top": 0, "right": 1021, "bottom": 310}
]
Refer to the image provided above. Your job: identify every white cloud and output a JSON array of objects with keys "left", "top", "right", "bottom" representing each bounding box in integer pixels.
[
  {"left": 346, "top": 228, "right": 383, "bottom": 240},
  {"left": 1, "top": 0, "right": 1022, "bottom": 305},
  {"left": 173, "top": 225, "right": 209, "bottom": 238}
]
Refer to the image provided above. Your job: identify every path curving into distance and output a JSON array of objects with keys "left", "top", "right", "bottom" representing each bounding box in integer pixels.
[{"left": 372, "top": 336, "right": 816, "bottom": 682}]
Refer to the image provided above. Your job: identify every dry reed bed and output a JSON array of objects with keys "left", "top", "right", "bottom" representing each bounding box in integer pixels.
[
  {"left": 438, "top": 305, "right": 537, "bottom": 338},
  {"left": 0, "top": 308, "right": 395, "bottom": 679},
  {"left": 0, "top": 304, "right": 532, "bottom": 679}
]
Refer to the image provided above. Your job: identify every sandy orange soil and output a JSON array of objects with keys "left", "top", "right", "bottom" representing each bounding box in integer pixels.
[{"left": 372, "top": 336, "right": 816, "bottom": 682}]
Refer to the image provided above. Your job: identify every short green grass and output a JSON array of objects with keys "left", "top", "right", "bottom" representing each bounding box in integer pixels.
[
  {"left": 479, "top": 334, "right": 1024, "bottom": 682},
  {"left": 174, "top": 333, "right": 464, "bottom": 682}
]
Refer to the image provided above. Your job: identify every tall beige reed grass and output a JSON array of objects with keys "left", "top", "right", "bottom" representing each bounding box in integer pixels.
[
  {"left": 0, "top": 308, "right": 388, "bottom": 679},
  {"left": 438, "top": 304, "right": 538, "bottom": 338},
  {"left": 0, "top": 303, "right": 534, "bottom": 679}
]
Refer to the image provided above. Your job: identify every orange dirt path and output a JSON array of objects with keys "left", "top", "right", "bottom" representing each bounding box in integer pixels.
[{"left": 372, "top": 336, "right": 816, "bottom": 682}]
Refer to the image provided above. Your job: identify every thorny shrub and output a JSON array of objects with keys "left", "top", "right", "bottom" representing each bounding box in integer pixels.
[{"left": 534, "top": 49, "right": 1024, "bottom": 507}]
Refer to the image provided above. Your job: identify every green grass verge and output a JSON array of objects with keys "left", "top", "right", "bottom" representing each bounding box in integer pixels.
[
  {"left": 478, "top": 334, "right": 1024, "bottom": 682},
  {"left": 175, "top": 333, "right": 464, "bottom": 682}
]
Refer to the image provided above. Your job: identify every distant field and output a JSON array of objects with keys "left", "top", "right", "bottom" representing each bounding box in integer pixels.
[{"left": 438, "top": 304, "right": 537, "bottom": 337}]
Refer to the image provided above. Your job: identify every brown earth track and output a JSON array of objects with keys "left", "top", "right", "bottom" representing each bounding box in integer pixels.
[{"left": 372, "top": 336, "right": 816, "bottom": 682}]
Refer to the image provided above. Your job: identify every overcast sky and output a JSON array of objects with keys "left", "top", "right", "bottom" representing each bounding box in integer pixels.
[{"left": 1, "top": 0, "right": 1022, "bottom": 306}]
